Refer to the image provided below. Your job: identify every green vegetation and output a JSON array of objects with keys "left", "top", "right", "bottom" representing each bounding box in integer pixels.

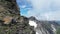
[
  {"left": 56, "top": 28, "right": 60, "bottom": 34},
  {"left": 0, "top": 24, "right": 17, "bottom": 34}
]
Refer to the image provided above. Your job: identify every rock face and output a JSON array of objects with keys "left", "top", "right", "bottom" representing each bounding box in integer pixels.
[
  {"left": 0, "top": 0, "right": 20, "bottom": 25},
  {"left": 0, "top": 0, "right": 20, "bottom": 22},
  {"left": 0, "top": 0, "right": 35, "bottom": 34}
]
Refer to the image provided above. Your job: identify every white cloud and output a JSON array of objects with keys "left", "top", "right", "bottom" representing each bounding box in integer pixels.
[
  {"left": 26, "top": 0, "right": 60, "bottom": 21},
  {"left": 39, "top": 11, "right": 60, "bottom": 20},
  {"left": 20, "top": 5, "right": 26, "bottom": 8}
]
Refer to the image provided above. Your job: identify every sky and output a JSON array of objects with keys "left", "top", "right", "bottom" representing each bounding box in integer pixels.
[{"left": 17, "top": 0, "right": 60, "bottom": 21}]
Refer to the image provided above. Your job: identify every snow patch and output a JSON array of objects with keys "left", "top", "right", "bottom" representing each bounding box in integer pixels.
[
  {"left": 29, "top": 20, "right": 37, "bottom": 28},
  {"left": 51, "top": 24, "right": 56, "bottom": 34}
]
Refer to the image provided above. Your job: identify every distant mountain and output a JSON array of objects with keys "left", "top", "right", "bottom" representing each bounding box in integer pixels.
[{"left": 29, "top": 16, "right": 60, "bottom": 34}]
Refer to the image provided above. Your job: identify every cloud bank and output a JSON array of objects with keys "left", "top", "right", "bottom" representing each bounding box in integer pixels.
[{"left": 26, "top": 0, "right": 60, "bottom": 21}]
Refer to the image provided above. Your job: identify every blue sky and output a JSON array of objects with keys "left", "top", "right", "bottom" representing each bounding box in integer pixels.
[
  {"left": 17, "top": 0, "right": 60, "bottom": 21},
  {"left": 17, "top": 0, "right": 32, "bottom": 16}
]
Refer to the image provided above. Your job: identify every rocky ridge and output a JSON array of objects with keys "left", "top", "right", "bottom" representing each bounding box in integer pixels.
[{"left": 0, "top": 0, "right": 35, "bottom": 34}]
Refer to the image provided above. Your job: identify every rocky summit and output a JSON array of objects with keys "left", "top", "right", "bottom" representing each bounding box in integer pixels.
[{"left": 0, "top": 0, "right": 35, "bottom": 34}]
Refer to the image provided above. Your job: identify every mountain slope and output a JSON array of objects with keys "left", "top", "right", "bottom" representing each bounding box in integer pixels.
[{"left": 29, "top": 16, "right": 60, "bottom": 34}]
